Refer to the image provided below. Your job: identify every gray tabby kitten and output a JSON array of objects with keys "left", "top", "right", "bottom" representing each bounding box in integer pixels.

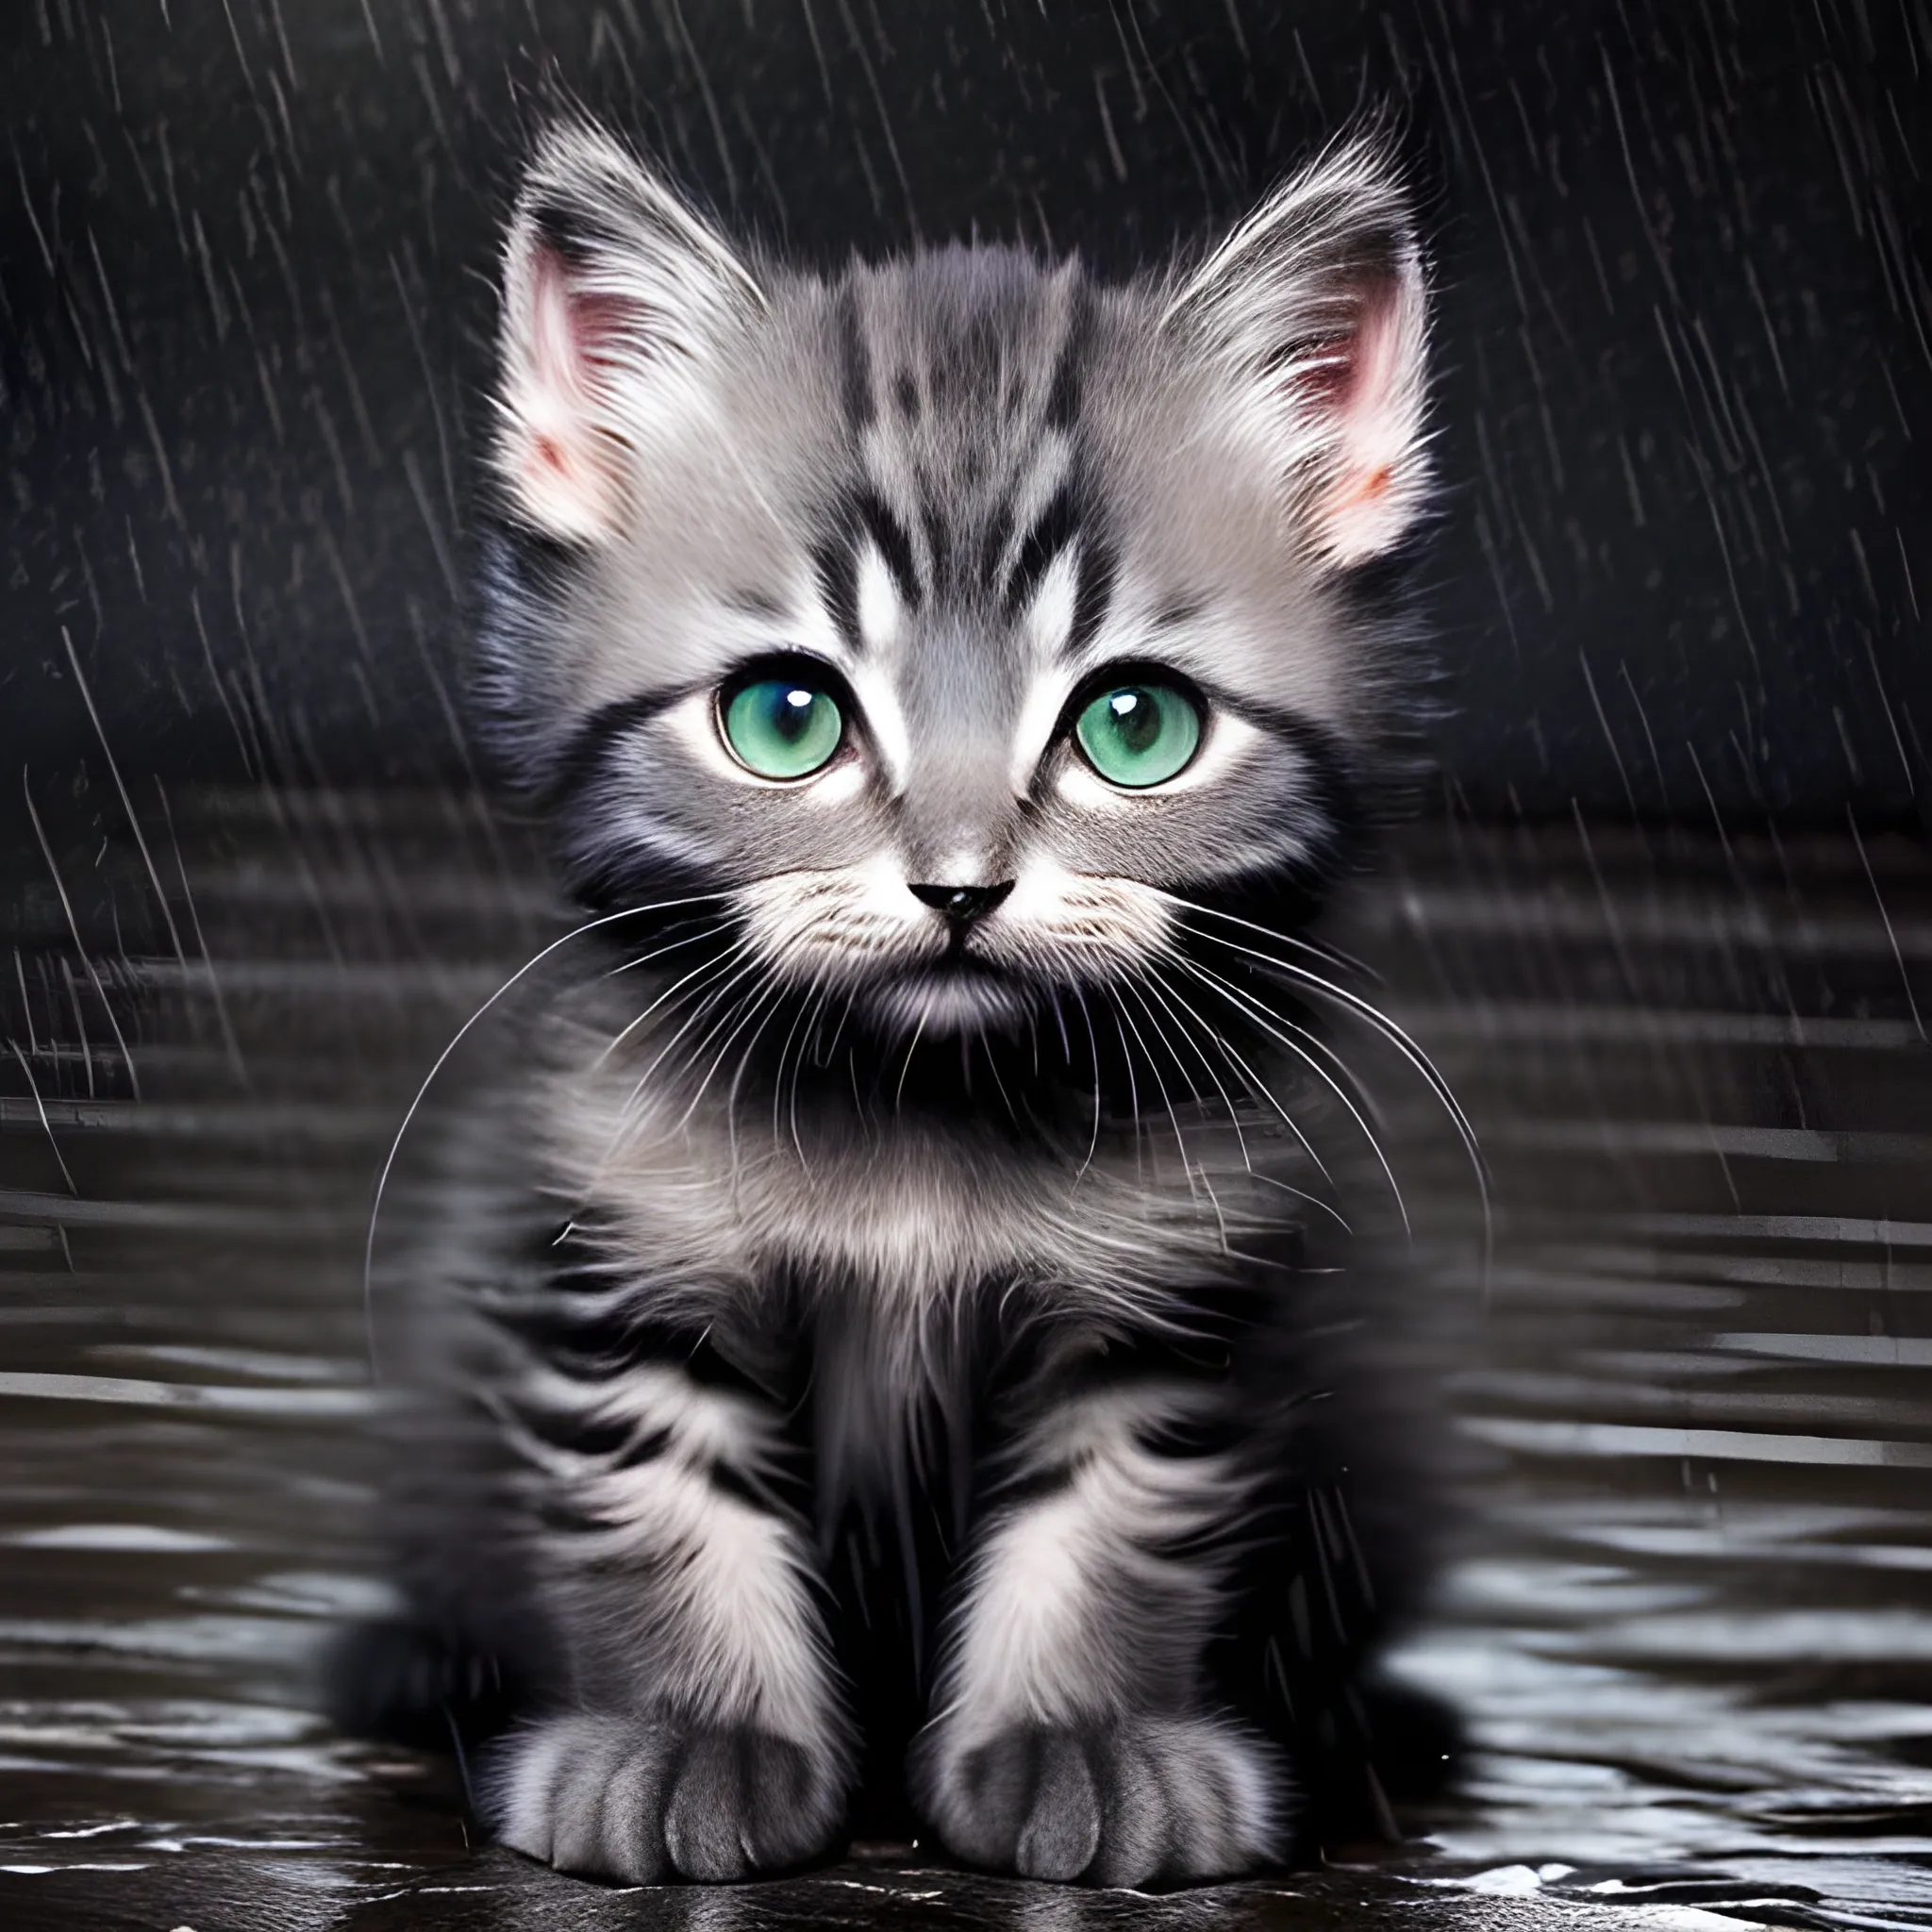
[{"left": 337, "top": 120, "right": 1451, "bottom": 1889}]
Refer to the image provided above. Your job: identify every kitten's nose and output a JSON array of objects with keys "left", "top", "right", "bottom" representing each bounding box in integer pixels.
[{"left": 908, "top": 880, "right": 1014, "bottom": 927}]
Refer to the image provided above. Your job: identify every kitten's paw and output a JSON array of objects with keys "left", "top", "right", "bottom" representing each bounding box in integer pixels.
[
  {"left": 487, "top": 1711, "right": 844, "bottom": 1883},
  {"left": 914, "top": 1712, "right": 1288, "bottom": 1887}
]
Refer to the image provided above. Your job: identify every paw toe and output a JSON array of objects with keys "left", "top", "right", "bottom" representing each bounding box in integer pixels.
[
  {"left": 1086, "top": 1733, "right": 1167, "bottom": 1888},
  {"left": 921, "top": 1713, "right": 1287, "bottom": 1886},
  {"left": 662, "top": 1733, "right": 751, "bottom": 1881},
  {"left": 741, "top": 1734, "right": 832, "bottom": 1867},
  {"left": 489, "top": 1713, "right": 841, "bottom": 1884},
  {"left": 1014, "top": 1732, "right": 1101, "bottom": 1881}
]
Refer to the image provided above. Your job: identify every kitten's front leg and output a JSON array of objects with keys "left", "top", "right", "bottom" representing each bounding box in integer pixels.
[
  {"left": 487, "top": 1355, "right": 850, "bottom": 1882},
  {"left": 913, "top": 1376, "right": 1286, "bottom": 1886}
]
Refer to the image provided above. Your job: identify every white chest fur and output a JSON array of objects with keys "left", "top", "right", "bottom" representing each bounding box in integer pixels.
[{"left": 537, "top": 1039, "right": 1279, "bottom": 1325}]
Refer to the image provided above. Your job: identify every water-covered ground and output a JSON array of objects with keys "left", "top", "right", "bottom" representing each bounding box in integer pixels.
[{"left": 3, "top": 794, "right": 1929, "bottom": 1929}]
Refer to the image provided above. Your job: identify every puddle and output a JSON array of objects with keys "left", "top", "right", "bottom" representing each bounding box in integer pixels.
[{"left": 3, "top": 799, "right": 1930, "bottom": 1925}]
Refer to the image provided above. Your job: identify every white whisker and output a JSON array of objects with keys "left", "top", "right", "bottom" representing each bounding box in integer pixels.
[
  {"left": 892, "top": 1006, "right": 930, "bottom": 1114},
  {"left": 1146, "top": 963, "right": 1353, "bottom": 1233},
  {"left": 790, "top": 987, "right": 835, "bottom": 1170},
  {"left": 1176, "top": 953, "right": 1411, "bottom": 1238},
  {"left": 1138, "top": 965, "right": 1256, "bottom": 1174},
  {"left": 1118, "top": 975, "right": 1226, "bottom": 1237},
  {"left": 768, "top": 975, "right": 827, "bottom": 1171},
  {"left": 1152, "top": 952, "right": 1342, "bottom": 1203},
  {"left": 624, "top": 956, "right": 767, "bottom": 1111},
  {"left": 1108, "top": 1005, "right": 1146, "bottom": 1186},
  {"left": 1070, "top": 984, "right": 1104, "bottom": 1180},
  {"left": 592, "top": 933, "right": 747, "bottom": 1071},
  {"left": 568, "top": 950, "right": 767, "bottom": 1213},
  {"left": 361, "top": 891, "right": 727, "bottom": 1375},
  {"left": 678, "top": 972, "right": 792, "bottom": 1139},
  {"left": 1158, "top": 889, "right": 1488, "bottom": 1200}
]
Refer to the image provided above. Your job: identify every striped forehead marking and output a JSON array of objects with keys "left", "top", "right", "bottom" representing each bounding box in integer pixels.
[{"left": 808, "top": 466, "right": 1115, "bottom": 662}]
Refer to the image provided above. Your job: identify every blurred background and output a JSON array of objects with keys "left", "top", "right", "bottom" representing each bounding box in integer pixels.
[
  {"left": 2, "top": 3, "right": 1930, "bottom": 1927},
  {"left": 3, "top": 0, "right": 1927, "bottom": 816}
]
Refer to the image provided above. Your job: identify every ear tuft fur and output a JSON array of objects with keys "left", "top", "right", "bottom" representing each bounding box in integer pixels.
[
  {"left": 494, "top": 121, "right": 762, "bottom": 545},
  {"left": 1164, "top": 138, "right": 1429, "bottom": 568}
]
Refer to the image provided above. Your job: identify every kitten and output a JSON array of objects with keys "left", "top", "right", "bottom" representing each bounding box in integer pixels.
[{"left": 334, "top": 120, "right": 1454, "bottom": 1888}]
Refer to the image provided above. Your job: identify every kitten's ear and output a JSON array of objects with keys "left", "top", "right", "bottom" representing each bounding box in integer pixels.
[
  {"left": 494, "top": 122, "right": 763, "bottom": 545},
  {"left": 1166, "top": 139, "right": 1428, "bottom": 567}
]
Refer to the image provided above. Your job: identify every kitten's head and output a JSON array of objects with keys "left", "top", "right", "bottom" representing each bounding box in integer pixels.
[{"left": 479, "top": 122, "right": 1430, "bottom": 1041}]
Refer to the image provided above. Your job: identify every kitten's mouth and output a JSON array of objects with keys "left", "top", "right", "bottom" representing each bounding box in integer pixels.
[{"left": 861, "top": 955, "right": 1032, "bottom": 1038}]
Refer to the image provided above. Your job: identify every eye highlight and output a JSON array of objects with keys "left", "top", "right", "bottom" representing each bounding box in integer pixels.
[
  {"left": 1074, "top": 681, "right": 1203, "bottom": 789},
  {"left": 721, "top": 674, "right": 844, "bottom": 779}
]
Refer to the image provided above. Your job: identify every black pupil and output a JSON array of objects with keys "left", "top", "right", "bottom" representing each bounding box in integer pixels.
[
  {"left": 1110, "top": 689, "right": 1160, "bottom": 754},
  {"left": 773, "top": 687, "right": 815, "bottom": 740}
]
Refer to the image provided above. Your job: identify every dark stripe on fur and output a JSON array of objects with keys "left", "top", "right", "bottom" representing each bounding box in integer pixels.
[
  {"left": 1068, "top": 534, "right": 1117, "bottom": 657},
  {"left": 853, "top": 489, "right": 923, "bottom": 611},
  {"left": 1003, "top": 488, "right": 1081, "bottom": 616},
  {"left": 1042, "top": 285, "right": 1085, "bottom": 430},
  {"left": 1229, "top": 701, "right": 1360, "bottom": 844},
  {"left": 817, "top": 486, "right": 924, "bottom": 648},
  {"left": 813, "top": 534, "right": 861, "bottom": 650},
  {"left": 545, "top": 689, "right": 685, "bottom": 810},
  {"left": 920, "top": 502, "right": 955, "bottom": 600},
  {"left": 977, "top": 499, "right": 1015, "bottom": 594},
  {"left": 836, "top": 283, "right": 873, "bottom": 432}
]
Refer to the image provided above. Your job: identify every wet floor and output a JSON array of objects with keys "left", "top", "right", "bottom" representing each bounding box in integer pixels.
[{"left": 3, "top": 792, "right": 1930, "bottom": 1929}]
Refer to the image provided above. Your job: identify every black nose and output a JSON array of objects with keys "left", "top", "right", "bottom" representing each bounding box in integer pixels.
[{"left": 908, "top": 880, "right": 1014, "bottom": 926}]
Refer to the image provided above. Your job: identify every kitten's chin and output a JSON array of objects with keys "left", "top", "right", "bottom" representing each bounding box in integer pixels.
[{"left": 856, "top": 962, "right": 1036, "bottom": 1040}]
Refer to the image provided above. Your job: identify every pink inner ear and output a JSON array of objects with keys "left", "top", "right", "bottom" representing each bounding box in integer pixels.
[
  {"left": 506, "top": 244, "right": 641, "bottom": 541},
  {"left": 1265, "top": 265, "right": 1422, "bottom": 562},
  {"left": 569, "top": 290, "right": 641, "bottom": 374},
  {"left": 529, "top": 246, "right": 639, "bottom": 399},
  {"left": 1272, "top": 270, "right": 1399, "bottom": 422}
]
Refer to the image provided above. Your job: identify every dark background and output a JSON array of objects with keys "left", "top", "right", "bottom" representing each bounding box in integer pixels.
[
  {"left": 2, "top": 0, "right": 1927, "bottom": 824},
  {"left": 5, "top": 11, "right": 1932, "bottom": 1919}
]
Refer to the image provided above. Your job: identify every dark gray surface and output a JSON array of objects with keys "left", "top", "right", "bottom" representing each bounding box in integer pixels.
[
  {"left": 3, "top": 794, "right": 1932, "bottom": 1927},
  {"left": 3, "top": 0, "right": 1928, "bottom": 815}
]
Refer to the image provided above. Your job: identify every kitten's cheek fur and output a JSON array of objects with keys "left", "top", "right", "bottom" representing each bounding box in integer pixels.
[
  {"left": 910, "top": 1712, "right": 1288, "bottom": 1886},
  {"left": 486, "top": 1711, "right": 848, "bottom": 1883}
]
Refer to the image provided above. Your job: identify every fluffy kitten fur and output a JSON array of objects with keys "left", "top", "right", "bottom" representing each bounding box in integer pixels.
[{"left": 334, "top": 120, "right": 1454, "bottom": 1888}]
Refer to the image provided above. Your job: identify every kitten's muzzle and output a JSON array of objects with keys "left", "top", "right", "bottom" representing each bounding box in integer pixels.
[{"left": 908, "top": 880, "right": 1015, "bottom": 931}]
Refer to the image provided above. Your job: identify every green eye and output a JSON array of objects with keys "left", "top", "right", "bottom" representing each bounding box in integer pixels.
[
  {"left": 1074, "top": 682, "right": 1203, "bottom": 788},
  {"left": 722, "top": 675, "right": 844, "bottom": 778}
]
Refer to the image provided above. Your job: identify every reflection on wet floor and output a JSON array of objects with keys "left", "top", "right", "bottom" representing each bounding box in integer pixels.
[{"left": 2, "top": 792, "right": 1930, "bottom": 1928}]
